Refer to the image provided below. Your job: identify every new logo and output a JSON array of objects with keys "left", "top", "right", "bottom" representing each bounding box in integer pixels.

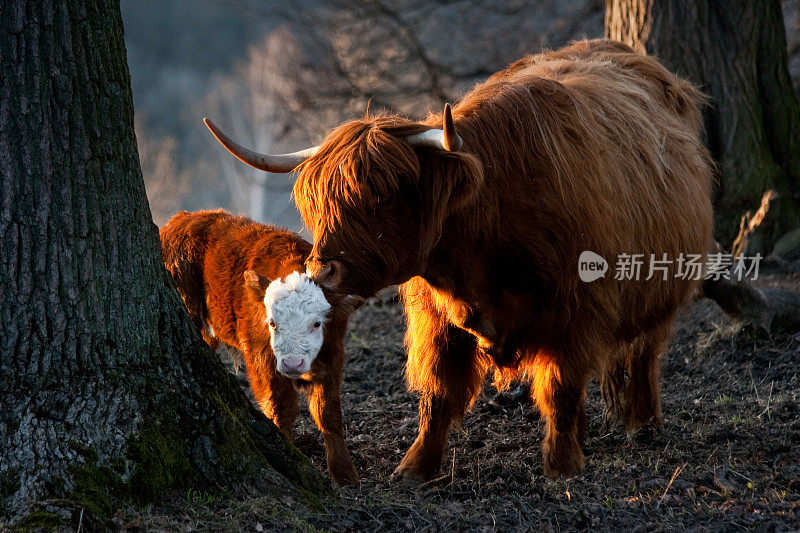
[{"left": 578, "top": 250, "right": 608, "bottom": 282}]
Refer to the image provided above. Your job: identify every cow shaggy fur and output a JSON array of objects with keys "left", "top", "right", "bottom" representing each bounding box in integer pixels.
[
  {"left": 160, "top": 209, "right": 359, "bottom": 485},
  {"left": 289, "top": 39, "right": 714, "bottom": 481}
]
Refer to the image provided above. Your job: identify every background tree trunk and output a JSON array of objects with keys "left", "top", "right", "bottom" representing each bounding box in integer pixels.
[
  {"left": 605, "top": 0, "right": 800, "bottom": 251},
  {"left": 0, "top": 1, "right": 327, "bottom": 528}
]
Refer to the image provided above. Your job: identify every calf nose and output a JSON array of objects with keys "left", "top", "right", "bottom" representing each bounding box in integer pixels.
[
  {"left": 282, "top": 357, "right": 306, "bottom": 374},
  {"left": 307, "top": 259, "right": 343, "bottom": 290}
]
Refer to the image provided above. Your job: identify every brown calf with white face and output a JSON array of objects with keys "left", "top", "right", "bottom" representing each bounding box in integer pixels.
[
  {"left": 205, "top": 40, "right": 714, "bottom": 481},
  {"left": 160, "top": 209, "right": 360, "bottom": 485}
]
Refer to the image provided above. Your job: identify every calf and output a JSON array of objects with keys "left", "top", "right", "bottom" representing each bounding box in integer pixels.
[{"left": 160, "top": 209, "right": 360, "bottom": 485}]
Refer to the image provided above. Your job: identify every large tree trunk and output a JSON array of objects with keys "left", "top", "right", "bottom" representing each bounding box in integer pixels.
[
  {"left": 605, "top": 0, "right": 800, "bottom": 251},
  {"left": 0, "top": 1, "right": 327, "bottom": 528}
]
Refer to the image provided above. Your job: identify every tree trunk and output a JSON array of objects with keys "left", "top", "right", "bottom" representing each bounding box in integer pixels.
[
  {"left": 0, "top": 1, "right": 327, "bottom": 528},
  {"left": 605, "top": 0, "right": 800, "bottom": 250},
  {"left": 700, "top": 274, "right": 800, "bottom": 333}
]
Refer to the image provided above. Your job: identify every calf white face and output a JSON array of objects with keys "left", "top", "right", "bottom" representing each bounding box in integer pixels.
[{"left": 264, "top": 272, "right": 331, "bottom": 378}]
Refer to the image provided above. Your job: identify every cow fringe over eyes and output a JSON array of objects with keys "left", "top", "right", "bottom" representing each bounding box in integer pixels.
[{"left": 295, "top": 114, "right": 485, "bottom": 283}]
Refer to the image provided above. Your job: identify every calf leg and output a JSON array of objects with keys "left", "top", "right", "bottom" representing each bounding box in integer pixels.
[
  {"left": 247, "top": 352, "right": 299, "bottom": 438},
  {"left": 532, "top": 352, "right": 589, "bottom": 478},
  {"left": 393, "top": 315, "right": 484, "bottom": 483},
  {"left": 307, "top": 373, "right": 358, "bottom": 485}
]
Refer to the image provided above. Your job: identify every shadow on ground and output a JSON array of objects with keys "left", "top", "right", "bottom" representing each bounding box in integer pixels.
[{"left": 142, "top": 273, "right": 800, "bottom": 531}]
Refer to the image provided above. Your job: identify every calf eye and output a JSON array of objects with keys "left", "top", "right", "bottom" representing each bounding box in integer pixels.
[
  {"left": 313, "top": 321, "right": 321, "bottom": 329},
  {"left": 268, "top": 319, "right": 277, "bottom": 329}
]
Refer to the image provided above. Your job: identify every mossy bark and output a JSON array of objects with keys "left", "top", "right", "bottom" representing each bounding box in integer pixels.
[
  {"left": 0, "top": 0, "right": 329, "bottom": 528},
  {"left": 605, "top": 0, "right": 800, "bottom": 249}
]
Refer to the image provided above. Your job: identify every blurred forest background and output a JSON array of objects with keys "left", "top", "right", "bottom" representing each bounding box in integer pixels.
[{"left": 122, "top": 0, "right": 800, "bottom": 230}]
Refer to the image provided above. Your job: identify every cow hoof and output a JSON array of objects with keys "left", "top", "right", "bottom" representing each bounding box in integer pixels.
[
  {"left": 600, "top": 408, "right": 624, "bottom": 434},
  {"left": 330, "top": 463, "right": 360, "bottom": 486},
  {"left": 543, "top": 459, "right": 584, "bottom": 479},
  {"left": 625, "top": 413, "right": 664, "bottom": 436},
  {"left": 543, "top": 441, "right": 585, "bottom": 478},
  {"left": 332, "top": 472, "right": 360, "bottom": 487},
  {"left": 390, "top": 466, "right": 427, "bottom": 486},
  {"left": 625, "top": 421, "right": 663, "bottom": 443},
  {"left": 329, "top": 459, "right": 360, "bottom": 486}
]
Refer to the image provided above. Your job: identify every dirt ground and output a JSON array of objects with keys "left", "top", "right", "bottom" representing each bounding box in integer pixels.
[{"left": 141, "top": 273, "right": 800, "bottom": 532}]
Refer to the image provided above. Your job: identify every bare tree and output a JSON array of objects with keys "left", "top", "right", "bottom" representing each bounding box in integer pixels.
[
  {"left": 222, "top": 0, "right": 603, "bottom": 133},
  {"left": 606, "top": 0, "right": 800, "bottom": 253},
  {"left": 136, "top": 117, "right": 195, "bottom": 226},
  {"left": 205, "top": 29, "right": 308, "bottom": 227},
  {"left": 604, "top": 0, "right": 800, "bottom": 334},
  {"left": 0, "top": 1, "right": 327, "bottom": 527},
  {"left": 132, "top": 1, "right": 604, "bottom": 229},
  {"left": 785, "top": 0, "right": 800, "bottom": 90}
]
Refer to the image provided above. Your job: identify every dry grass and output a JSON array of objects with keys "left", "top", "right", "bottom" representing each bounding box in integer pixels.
[{"left": 136, "top": 274, "right": 800, "bottom": 531}]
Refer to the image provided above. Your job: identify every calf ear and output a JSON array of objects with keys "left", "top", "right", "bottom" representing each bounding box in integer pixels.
[
  {"left": 341, "top": 294, "right": 366, "bottom": 312},
  {"left": 243, "top": 270, "right": 270, "bottom": 294},
  {"left": 329, "top": 294, "right": 366, "bottom": 319}
]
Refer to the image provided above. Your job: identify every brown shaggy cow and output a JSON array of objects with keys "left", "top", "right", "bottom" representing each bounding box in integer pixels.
[
  {"left": 160, "top": 209, "right": 361, "bottom": 485},
  {"left": 204, "top": 39, "right": 714, "bottom": 481}
]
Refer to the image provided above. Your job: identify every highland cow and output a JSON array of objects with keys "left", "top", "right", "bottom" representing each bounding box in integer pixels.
[
  {"left": 160, "top": 209, "right": 361, "bottom": 485},
  {"left": 204, "top": 39, "right": 714, "bottom": 481}
]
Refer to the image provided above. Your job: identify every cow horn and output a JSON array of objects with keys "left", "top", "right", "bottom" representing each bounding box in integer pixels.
[
  {"left": 204, "top": 118, "right": 319, "bottom": 173},
  {"left": 405, "top": 103, "right": 463, "bottom": 151}
]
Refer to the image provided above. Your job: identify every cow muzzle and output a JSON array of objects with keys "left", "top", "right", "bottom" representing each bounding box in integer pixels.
[
  {"left": 306, "top": 258, "right": 344, "bottom": 291},
  {"left": 277, "top": 356, "right": 310, "bottom": 378}
]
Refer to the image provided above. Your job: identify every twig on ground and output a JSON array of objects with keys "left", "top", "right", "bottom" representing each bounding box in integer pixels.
[
  {"left": 419, "top": 474, "right": 450, "bottom": 490},
  {"left": 748, "top": 366, "right": 760, "bottom": 403},
  {"left": 450, "top": 448, "right": 456, "bottom": 497},
  {"left": 657, "top": 463, "right": 687, "bottom": 509},
  {"left": 728, "top": 467, "right": 756, "bottom": 486},
  {"left": 759, "top": 381, "right": 775, "bottom": 419}
]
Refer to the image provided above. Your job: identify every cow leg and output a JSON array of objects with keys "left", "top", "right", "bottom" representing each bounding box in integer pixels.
[
  {"left": 532, "top": 353, "right": 589, "bottom": 478},
  {"left": 624, "top": 320, "right": 671, "bottom": 433},
  {"left": 247, "top": 353, "right": 299, "bottom": 438},
  {"left": 393, "top": 393, "right": 465, "bottom": 483},
  {"left": 392, "top": 317, "right": 483, "bottom": 484},
  {"left": 600, "top": 349, "right": 627, "bottom": 432},
  {"left": 306, "top": 372, "right": 358, "bottom": 486},
  {"left": 575, "top": 391, "right": 588, "bottom": 443}
]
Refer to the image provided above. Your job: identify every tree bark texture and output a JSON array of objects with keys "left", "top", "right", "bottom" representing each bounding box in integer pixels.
[
  {"left": 606, "top": 0, "right": 800, "bottom": 249},
  {"left": 701, "top": 274, "right": 800, "bottom": 333},
  {"left": 0, "top": 1, "right": 327, "bottom": 528}
]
